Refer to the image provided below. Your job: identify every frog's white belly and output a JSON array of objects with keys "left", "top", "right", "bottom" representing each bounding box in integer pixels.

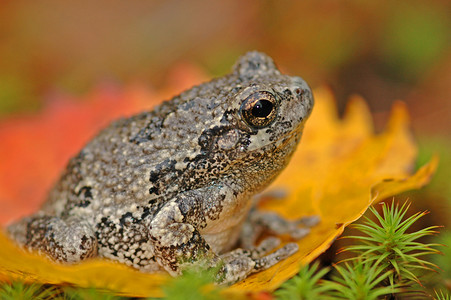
[
  {"left": 201, "top": 193, "right": 252, "bottom": 253},
  {"left": 202, "top": 223, "right": 243, "bottom": 254}
]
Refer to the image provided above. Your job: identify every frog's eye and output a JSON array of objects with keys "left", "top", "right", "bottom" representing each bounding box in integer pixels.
[{"left": 240, "top": 91, "right": 278, "bottom": 129}]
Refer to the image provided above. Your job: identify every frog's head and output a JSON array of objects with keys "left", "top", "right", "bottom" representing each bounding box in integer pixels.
[
  {"left": 232, "top": 51, "right": 313, "bottom": 149},
  {"left": 207, "top": 51, "right": 314, "bottom": 190}
]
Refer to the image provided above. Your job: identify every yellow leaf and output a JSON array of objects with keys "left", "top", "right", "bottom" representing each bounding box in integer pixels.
[
  {"left": 0, "top": 232, "right": 169, "bottom": 298},
  {"left": 0, "top": 87, "right": 436, "bottom": 297}
]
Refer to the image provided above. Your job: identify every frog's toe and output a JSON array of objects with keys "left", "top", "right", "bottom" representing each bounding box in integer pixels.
[
  {"left": 253, "top": 242, "right": 298, "bottom": 272},
  {"left": 296, "top": 215, "right": 321, "bottom": 227},
  {"left": 289, "top": 227, "right": 311, "bottom": 240},
  {"left": 248, "top": 237, "right": 280, "bottom": 259},
  {"left": 218, "top": 241, "right": 299, "bottom": 284}
]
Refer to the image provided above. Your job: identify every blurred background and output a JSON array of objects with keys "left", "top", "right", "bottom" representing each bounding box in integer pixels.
[
  {"left": 0, "top": 0, "right": 450, "bottom": 291},
  {"left": 1, "top": 0, "right": 450, "bottom": 134}
]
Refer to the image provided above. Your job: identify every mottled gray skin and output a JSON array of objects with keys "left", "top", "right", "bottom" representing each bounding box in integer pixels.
[{"left": 8, "top": 52, "right": 315, "bottom": 284}]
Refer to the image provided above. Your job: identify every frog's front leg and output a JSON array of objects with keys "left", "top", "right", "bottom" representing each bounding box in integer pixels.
[
  {"left": 149, "top": 189, "right": 216, "bottom": 276},
  {"left": 149, "top": 184, "right": 298, "bottom": 284},
  {"left": 7, "top": 214, "right": 97, "bottom": 262}
]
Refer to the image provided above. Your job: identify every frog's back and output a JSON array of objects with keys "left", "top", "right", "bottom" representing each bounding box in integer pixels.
[{"left": 43, "top": 73, "right": 243, "bottom": 217}]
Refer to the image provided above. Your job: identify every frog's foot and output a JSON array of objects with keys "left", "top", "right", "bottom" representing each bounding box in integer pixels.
[
  {"left": 240, "top": 210, "right": 320, "bottom": 249},
  {"left": 218, "top": 238, "right": 298, "bottom": 285},
  {"left": 261, "top": 213, "right": 321, "bottom": 238},
  {"left": 7, "top": 214, "right": 97, "bottom": 263}
]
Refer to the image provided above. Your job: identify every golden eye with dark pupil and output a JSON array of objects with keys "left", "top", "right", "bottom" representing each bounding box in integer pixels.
[
  {"left": 240, "top": 91, "right": 278, "bottom": 129},
  {"left": 251, "top": 100, "right": 273, "bottom": 118}
]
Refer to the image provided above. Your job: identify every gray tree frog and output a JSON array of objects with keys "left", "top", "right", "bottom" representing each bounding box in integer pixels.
[{"left": 8, "top": 51, "right": 316, "bottom": 284}]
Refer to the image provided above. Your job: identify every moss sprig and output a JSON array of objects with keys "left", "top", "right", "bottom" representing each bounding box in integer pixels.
[
  {"left": 162, "top": 264, "right": 224, "bottom": 300},
  {"left": 0, "top": 282, "right": 58, "bottom": 300},
  {"left": 276, "top": 200, "right": 443, "bottom": 299},
  {"left": 323, "top": 259, "right": 401, "bottom": 299},
  {"left": 345, "top": 201, "right": 441, "bottom": 285},
  {"left": 434, "top": 289, "right": 451, "bottom": 300},
  {"left": 274, "top": 262, "right": 331, "bottom": 300}
]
